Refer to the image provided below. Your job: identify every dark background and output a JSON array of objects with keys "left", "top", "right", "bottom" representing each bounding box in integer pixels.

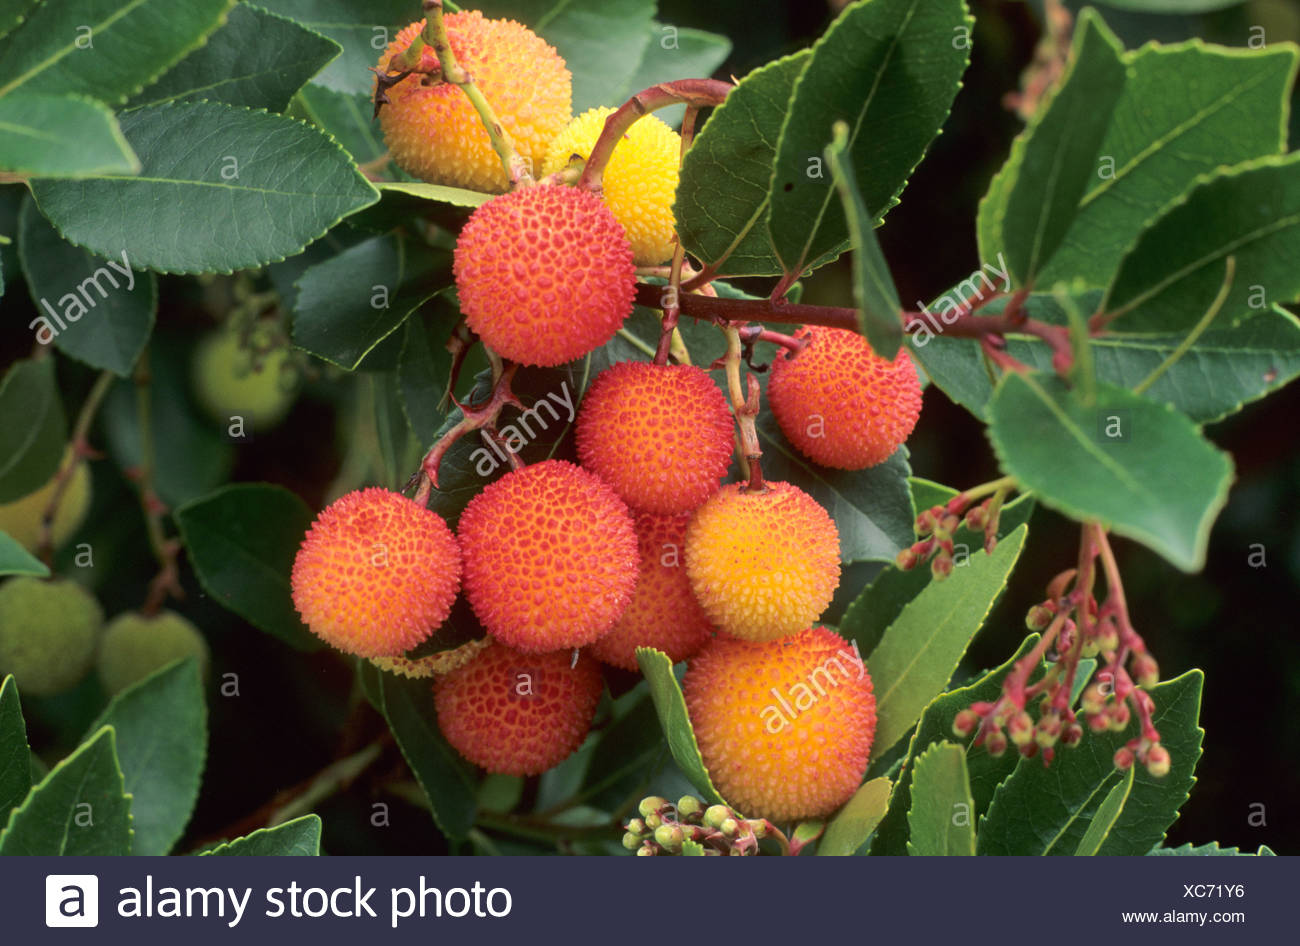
[{"left": 2, "top": 0, "right": 1296, "bottom": 855}]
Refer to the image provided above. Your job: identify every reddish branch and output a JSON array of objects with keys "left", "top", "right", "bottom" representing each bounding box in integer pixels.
[{"left": 579, "top": 79, "right": 733, "bottom": 193}]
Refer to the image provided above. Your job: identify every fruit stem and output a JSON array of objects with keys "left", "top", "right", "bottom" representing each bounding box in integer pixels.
[
  {"left": 578, "top": 79, "right": 733, "bottom": 194},
  {"left": 413, "top": 361, "right": 523, "bottom": 503},
  {"left": 723, "top": 325, "right": 764, "bottom": 492},
  {"left": 129, "top": 351, "right": 184, "bottom": 616},
  {"left": 652, "top": 105, "right": 702, "bottom": 366},
  {"left": 633, "top": 282, "right": 859, "bottom": 331},
  {"left": 35, "top": 369, "right": 114, "bottom": 564},
  {"left": 419, "top": 0, "right": 534, "bottom": 187}
]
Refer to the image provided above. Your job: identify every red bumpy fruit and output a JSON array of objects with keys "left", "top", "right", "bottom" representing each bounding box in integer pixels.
[
  {"left": 454, "top": 185, "right": 636, "bottom": 367},
  {"left": 590, "top": 511, "right": 715, "bottom": 671},
  {"left": 768, "top": 325, "right": 922, "bottom": 469},
  {"left": 291, "top": 488, "right": 462, "bottom": 658},
  {"left": 434, "top": 641, "right": 604, "bottom": 775},
  {"left": 576, "top": 362, "right": 734, "bottom": 515},
  {"left": 457, "top": 460, "right": 638, "bottom": 652}
]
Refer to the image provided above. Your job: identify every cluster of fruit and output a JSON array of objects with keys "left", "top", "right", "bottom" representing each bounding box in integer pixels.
[
  {"left": 284, "top": 9, "right": 925, "bottom": 826},
  {"left": 0, "top": 463, "right": 208, "bottom": 699}
]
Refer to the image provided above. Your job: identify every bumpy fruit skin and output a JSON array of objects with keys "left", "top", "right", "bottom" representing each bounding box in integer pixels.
[
  {"left": 434, "top": 641, "right": 603, "bottom": 775},
  {"left": 458, "top": 460, "right": 637, "bottom": 652},
  {"left": 576, "top": 362, "right": 733, "bottom": 515},
  {"left": 542, "top": 107, "right": 681, "bottom": 265},
  {"left": 291, "top": 488, "right": 462, "bottom": 658},
  {"left": 97, "top": 610, "right": 209, "bottom": 695},
  {"left": 0, "top": 449, "right": 90, "bottom": 552},
  {"left": 193, "top": 329, "right": 297, "bottom": 431},
  {"left": 454, "top": 185, "right": 636, "bottom": 366},
  {"left": 0, "top": 577, "right": 101, "bottom": 697},
  {"left": 590, "top": 511, "right": 714, "bottom": 671},
  {"left": 768, "top": 325, "right": 922, "bottom": 469},
  {"left": 377, "top": 15, "right": 571, "bottom": 192},
  {"left": 685, "top": 481, "right": 839, "bottom": 642},
  {"left": 684, "top": 626, "right": 876, "bottom": 822}
]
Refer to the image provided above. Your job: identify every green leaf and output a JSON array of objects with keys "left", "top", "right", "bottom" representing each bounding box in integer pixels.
[
  {"left": 127, "top": 3, "right": 341, "bottom": 111},
  {"left": 818, "top": 776, "right": 892, "bottom": 856},
  {"left": 0, "top": 358, "right": 65, "bottom": 504},
  {"left": 1150, "top": 842, "right": 1274, "bottom": 856},
  {"left": 397, "top": 311, "right": 454, "bottom": 446},
  {"left": 617, "top": 21, "right": 731, "bottom": 124},
  {"left": 490, "top": 0, "right": 655, "bottom": 114},
  {"left": 578, "top": 691, "right": 666, "bottom": 812},
  {"left": 0, "top": 0, "right": 234, "bottom": 103},
  {"left": 987, "top": 373, "right": 1233, "bottom": 571},
  {"left": 841, "top": 480, "right": 1034, "bottom": 659},
  {"left": 17, "top": 199, "right": 156, "bottom": 377},
  {"left": 1037, "top": 41, "right": 1297, "bottom": 288},
  {"left": 979, "top": 671, "right": 1204, "bottom": 855},
  {"left": 174, "top": 484, "right": 321, "bottom": 652},
  {"left": 768, "top": 0, "right": 971, "bottom": 280},
  {"left": 203, "top": 814, "right": 322, "bottom": 855},
  {"left": 292, "top": 234, "right": 448, "bottom": 370},
  {"left": 372, "top": 667, "right": 478, "bottom": 841},
  {"left": 988, "top": 11, "right": 1126, "bottom": 287},
  {"left": 375, "top": 181, "right": 493, "bottom": 209},
  {"left": 0, "top": 532, "right": 49, "bottom": 577},
  {"left": 1102, "top": 154, "right": 1300, "bottom": 332},
  {"left": 756, "top": 407, "right": 914, "bottom": 565},
  {"left": 0, "top": 94, "right": 138, "bottom": 178},
  {"left": 680, "top": 838, "right": 706, "bottom": 855},
  {"left": 101, "top": 339, "right": 232, "bottom": 508},
  {"left": 865, "top": 525, "right": 1027, "bottom": 757},
  {"left": 636, "top": 647, "right": 725, "bottom": 805},
  {"left": 1073, "top": 766, "right": 1135, "bottom": 855},
  {"left": 1098, "top": 671, "right": 1205, "bottom": 855},
  {"left": 870, "top": 636, "right": 1038, "bottom": 855},
  {"left": 257, "top": 0, "right": 415, "bottom": 97},
  {"left": 296, "top": 85, "right": 386, "bottom": 165},
  {"left": 0, "top": 727, "right": 131, "bottom": 855},
  {"left": 30, "top": 101, "right": 378, "bottom": 274},
  {"left": 85, "top": 660, "right": 206, "bottom": 856},
  {"left": 908, "top": 290, "right": 1300, "bottom": 423},
  {"left": 906, "top": 742, "right": 975, "bottom": 855},
  {"left": 0, "top": 0, "right": 40, "bottom": 43},
  {"left": 0, "top": 676, "right": 30, "bottom": 822},
  {"left": 1100, "top": 0, "right": 1253, "bottom": 11},
  {"left": 675, "top": 52, "right": 809, "bottom": 277},
  {"left": 825, "top": 121, "right": 902, "bottom": 358}
]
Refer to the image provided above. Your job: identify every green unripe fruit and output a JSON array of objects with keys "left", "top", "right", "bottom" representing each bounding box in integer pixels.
[
  {"left": 0, "top": 577, "right": 102, "bottom": 697},
  {"left": 0, "top": 450, "right": 91, "bottom": 552},
  {"left": 193, "top": 329, "right": 298, "bottom": 432},
  {"left": 97, "top": 610, "right": 209, "bottom": 696}
]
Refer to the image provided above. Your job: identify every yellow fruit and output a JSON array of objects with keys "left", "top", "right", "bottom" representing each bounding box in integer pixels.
[
  {"left": 0, "top": 448, "right": 90, "bottom": 552},
  {"left": 377, "top": 14, "right": 572, "bottom": 192},
  {"left": 542, "top": 107, "right": 681, "bottom": 264},
  {"left": 684, "top": 626, "right": 877, "bottom": 822},
  {"left": 0, "top": 577, "right": 102, "bottom": 697},
  {"left": 193, "top": 329, "right": 298, "bottom": 431},
  {"left": 97, "top": 610, "right": 210, "bottom": 696},
  {"left": 685, "top": 481, "right": 840, "bottom": 642}
]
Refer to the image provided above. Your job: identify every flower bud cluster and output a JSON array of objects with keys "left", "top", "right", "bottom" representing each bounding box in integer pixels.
[{"left": 624, "top": 796, "right": 777, "bottom": 856}]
